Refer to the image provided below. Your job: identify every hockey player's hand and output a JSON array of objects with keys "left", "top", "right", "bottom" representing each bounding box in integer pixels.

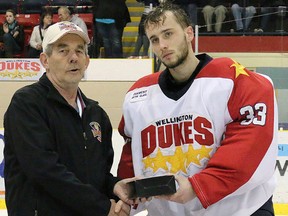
[{"left": 156, "top": 174, "right": 196, "bottom": 204}]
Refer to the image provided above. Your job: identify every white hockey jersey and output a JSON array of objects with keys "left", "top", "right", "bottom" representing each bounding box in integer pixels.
[{"left": 118, "top": 55, "right": 278, "bottom": 216}]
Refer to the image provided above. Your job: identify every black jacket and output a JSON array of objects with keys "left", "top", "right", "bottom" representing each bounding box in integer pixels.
[
  {"left": 92, "top": 0, "right": 131, "bottom": 27},
  {"left": 4, "top": 73, "right": 119, "bottom": 216},
  {"left": 0, "top": 20, "right": 24, "bottom": 48}
]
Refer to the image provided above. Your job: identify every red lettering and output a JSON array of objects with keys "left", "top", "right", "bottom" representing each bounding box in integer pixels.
[
  {"left": 173, "top": 123, "right": 185, "bottom": 146},
  {"left": 0, "top": 61, "right": 41, "bottom": 72},
  {"left": 24, "top": 62, "right": 30, "bottom": 70},
  {"left": 158, "top": 125, "right": 173, "bottom": 149},
  {"left": 0, "top": 62, "right": 5, "bottom": 71},
  {"left": 15, "top": 62, "right": 23, "bottom": 70},
  {"left": 142, "top": 125, "right": 156, "bottom": 158},
  {"left": 194, "top": 117, "right": 213, "bottom": 146},
  {"left": 30, "top": 62, "right": 41, "bottom": 71},
  {"left": 141, "top": 117, "right": 214, "bottom": 156},
  {"left": 184, "top": 121, "right": 193, "bottom": 144},
  {"left": 7, "top": 62, "right": 13, "bottom": 70}
]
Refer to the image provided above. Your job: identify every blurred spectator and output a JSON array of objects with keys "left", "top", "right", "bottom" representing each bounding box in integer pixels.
[
  {"left": 275, "top": 0, "right": 288, "bottom": 32},
  {"left": 117, "top": 0, "right": 131, "bottom": 57},
  {"left": 58, "top": 6, "right": 88, "bottom": 36},
  {"left": 93, "top": 0, "right": 130, "bottom": 58},
  {"left": 172, "top": 0, "right": 199, "bottom": 26},
  {"left": 201, "top": 0, "right": 228, "bottom": 33},
  {"left": 254, "top": 0, "right": 288, "bottom": 33},
  {"left": 28, "top": 10, "right": 53, "bottom": 58},
  {"left": 231, "top": 0, "right": 257, "bottom": 32},
  {"left": 131, "top": 0, "right": 161, "bottom": 58},
  {"left": 0, "top": 9, "right": 24, "bottom": 58}
]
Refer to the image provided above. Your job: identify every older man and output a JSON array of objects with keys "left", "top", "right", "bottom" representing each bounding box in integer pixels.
[
  {"left": 4, "top": 21, "right": 133, "bottom": 216},
  {"left": 58, "top": 6, "right": 88, "bottom": 36}
]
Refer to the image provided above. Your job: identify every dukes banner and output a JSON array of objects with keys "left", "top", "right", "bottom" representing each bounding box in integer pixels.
[{"left": 0, "top": 59, "right": 44, "bottom": 81}]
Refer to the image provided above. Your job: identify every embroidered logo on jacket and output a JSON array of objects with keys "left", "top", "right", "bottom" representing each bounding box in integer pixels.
[{"left": 89, "top": 122, "right": 102, "bottom": 142}]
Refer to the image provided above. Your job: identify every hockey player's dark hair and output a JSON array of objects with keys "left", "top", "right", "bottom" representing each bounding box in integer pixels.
[{"left": 144, "top": 2, "right": 192, "bottom": 31}]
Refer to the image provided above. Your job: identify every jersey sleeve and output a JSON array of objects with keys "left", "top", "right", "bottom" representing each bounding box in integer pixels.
[
  {"left": 117, "top": 116, "right": 135, "bottom": 179},
  {"left": 189, "top": 60, "right": 278, "bottom": 208}
]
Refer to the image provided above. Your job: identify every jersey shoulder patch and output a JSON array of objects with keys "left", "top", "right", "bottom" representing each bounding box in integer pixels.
[{"left": 198, "top": 57, "right": 253, "bottom": 81}]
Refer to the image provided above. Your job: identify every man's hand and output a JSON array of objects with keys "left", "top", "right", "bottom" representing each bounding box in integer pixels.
[
  {"left": 108, "top": 199, "right": 130, "bottom": 216},
  {"left": 156, "top": 175, "right": 196, "bottom": 204},
  {"left": 113, "top": 178, "right": 137, "bottom": 205}
]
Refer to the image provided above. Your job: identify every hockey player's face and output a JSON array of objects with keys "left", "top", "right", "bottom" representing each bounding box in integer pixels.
[{"left": 146, "top": 12, "right": 193, "bottom": 69}]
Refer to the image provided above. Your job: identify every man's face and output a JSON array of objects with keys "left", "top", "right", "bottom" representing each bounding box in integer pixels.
[
  {"left": 40, "top": 34, "right": 89, "bottom": 90},
  {"left": 58, "top": 8, "right": 70, "bottom": 21},
  {"left": 145, "top": 12, "right": 193, "bottom": 69}
]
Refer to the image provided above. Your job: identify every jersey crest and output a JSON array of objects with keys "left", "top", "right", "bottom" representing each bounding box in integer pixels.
[{"left": 141, "top": 114, "right": 215, "bottom": 175}]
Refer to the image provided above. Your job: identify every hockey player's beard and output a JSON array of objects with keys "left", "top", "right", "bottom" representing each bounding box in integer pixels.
[{"left": 162, "top": 36, "right": 189, "bottom": 69}]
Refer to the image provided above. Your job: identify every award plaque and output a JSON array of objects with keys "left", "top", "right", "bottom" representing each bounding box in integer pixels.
[{"left": 128, "top": 175, "right": 177, "bottom": 199}]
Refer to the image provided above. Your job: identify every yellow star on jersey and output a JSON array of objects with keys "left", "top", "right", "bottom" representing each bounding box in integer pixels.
[
  {"left": 186, "top": 145, "right": 212, "bottom": 167},
  {"left": 230, "top": 60, "right": 249, "bottom": 78},
  {"left": 142, "top": 145, "right": 213, "bottom": 174},
  {"left": 142, "top": 149, "right": 168, "bottom": 173},
  {"left": 142, "top": 154, "right": 154, "bottom": 170},
  {"left": 151, "top": 150, "right": 168, "bottom": 172},
  {"left": 168, "top": 146, "right": 189, "bottom": 174}
]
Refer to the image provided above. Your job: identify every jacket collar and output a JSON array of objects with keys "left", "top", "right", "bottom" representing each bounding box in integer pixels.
[{"left": 38, "top": 73, "right": 98, "bottom": 107}]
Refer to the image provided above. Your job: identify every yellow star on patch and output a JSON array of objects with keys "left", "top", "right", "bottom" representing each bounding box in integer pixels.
[{"left": 230, "top": 60, "right": 249, "bottom": 78}]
